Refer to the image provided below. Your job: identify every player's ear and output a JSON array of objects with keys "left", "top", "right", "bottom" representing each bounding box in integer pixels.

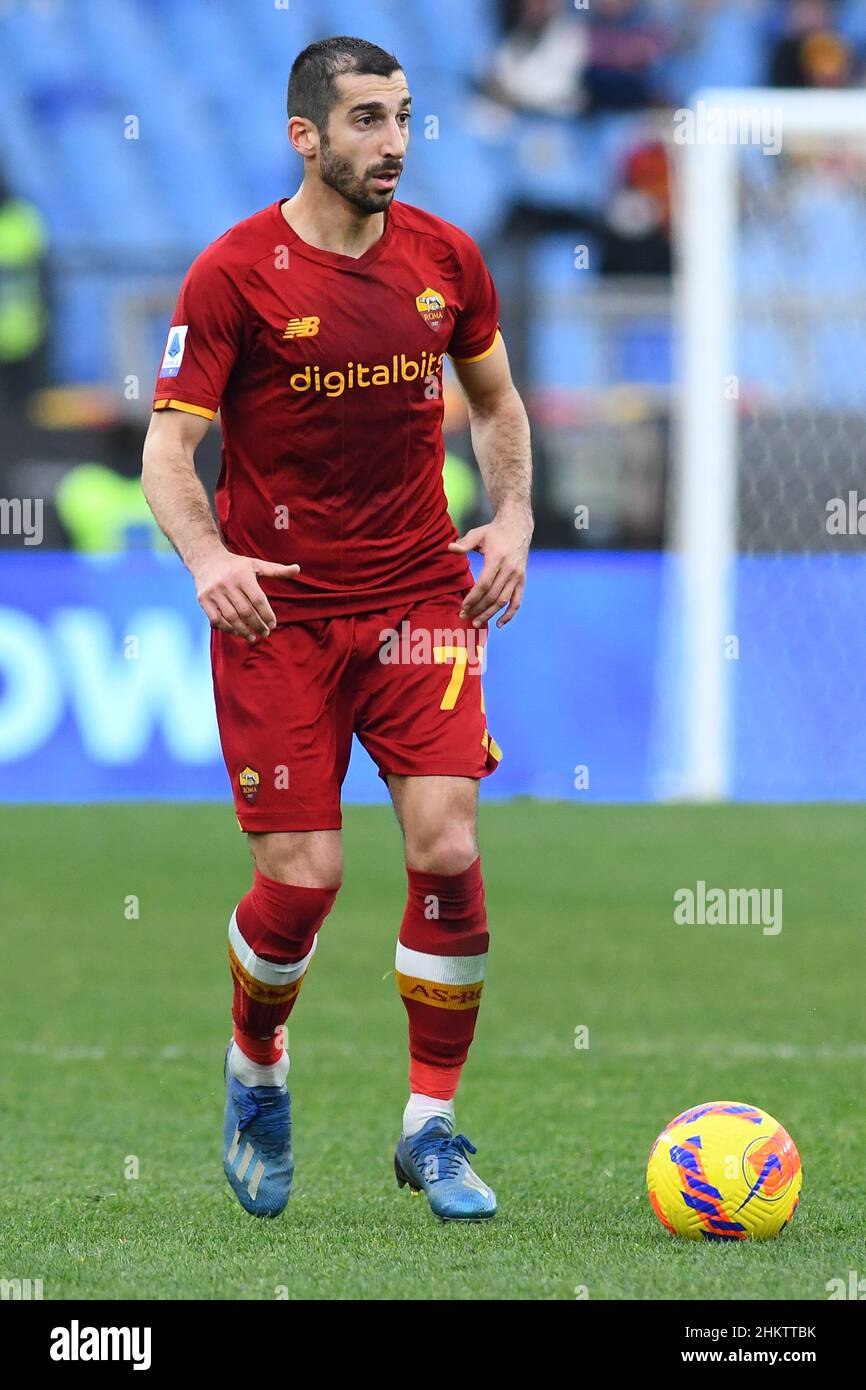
[{"left": 287, "top": 115, "right": 317, "bottom": 159}]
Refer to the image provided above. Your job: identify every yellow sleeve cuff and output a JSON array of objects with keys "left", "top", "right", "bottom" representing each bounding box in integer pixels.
[
  {"left": 153, "top": 398, "right": 216, "bottom": 420},
  {"left": 448, "top": 329, "right": 502, "bottom": 365}
]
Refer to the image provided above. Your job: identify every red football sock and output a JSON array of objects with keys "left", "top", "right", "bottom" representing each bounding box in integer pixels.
[
  {"left": 229, "top": 870, "right": 338, "bottom": 1050},
  {"left": 232, "top": 1024, "right": 286, "bottom": 1067},
  {"left": 395, "top": 857, "right": 488, "bottom": 1101}
]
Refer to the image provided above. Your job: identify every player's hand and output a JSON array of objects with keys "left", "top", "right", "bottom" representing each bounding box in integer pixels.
[
  {"left": 448, "top": 511, "right": 532, "bottom": 629},
  {"left": 192, "top": 547, "right": 300, "bottom": 643}
]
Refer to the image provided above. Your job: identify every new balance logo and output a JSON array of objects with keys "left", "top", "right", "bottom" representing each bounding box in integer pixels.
[
  {"left": 228, "top": 1127, "right": 266, "bottom": 1201},
  {"left": 282, "top": 316, "right": 320, "bottom": 339}
]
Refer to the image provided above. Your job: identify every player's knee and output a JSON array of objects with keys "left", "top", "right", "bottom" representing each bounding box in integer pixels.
[
  {"left": 235, "top": 867, "right": 339, "bottom": 965},
  {"left": 405, "top": 823, "right": 478, "bottom": 876},
  {"left": 248, "top": 831, "right": 343, "bottom": 890}
]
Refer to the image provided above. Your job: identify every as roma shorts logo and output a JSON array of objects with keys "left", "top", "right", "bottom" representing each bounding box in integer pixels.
[
  {"left": 415, "top": 287, "right": 446, "bottom": 330},
  {"left": 238, "top": 765, "right": 260, "bottom": 803}
]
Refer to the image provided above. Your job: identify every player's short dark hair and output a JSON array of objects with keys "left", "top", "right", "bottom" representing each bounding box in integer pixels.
[{"left": 287, "top": 36, "right": 403, "bottom": 132}]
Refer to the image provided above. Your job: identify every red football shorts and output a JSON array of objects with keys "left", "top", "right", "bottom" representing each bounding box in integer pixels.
[{"left": 210, "top": 590, "right": 502, "bottom": 831}]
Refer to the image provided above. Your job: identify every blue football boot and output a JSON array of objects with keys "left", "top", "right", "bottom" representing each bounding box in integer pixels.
[
  {"left": 394, "top": 1117, "right": 497, "bottom": 1220},
  {"left": 222, "top": 1049, "right": 293, "bottom": 1217}
]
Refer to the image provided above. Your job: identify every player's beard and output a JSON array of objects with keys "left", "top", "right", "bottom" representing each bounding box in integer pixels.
[{"left": 318, "top": 134, "right": 401, "bottom": 215}]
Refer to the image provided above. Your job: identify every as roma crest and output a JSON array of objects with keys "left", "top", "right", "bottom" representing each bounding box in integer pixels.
[
  {"left": 415, "top": 286, "right": 446, "bottom": 330},
  {"left": 238, "top": 765, "right": 260, "bottom": 803}
]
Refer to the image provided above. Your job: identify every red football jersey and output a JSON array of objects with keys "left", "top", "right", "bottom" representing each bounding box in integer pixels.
[{"left": 152, "top": 198, "right": 501, "bottom": 619}]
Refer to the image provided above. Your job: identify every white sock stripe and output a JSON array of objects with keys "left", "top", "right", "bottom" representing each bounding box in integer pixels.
[
  {"left": 229, "top": 909, "right": 317, "bottom": 985},
  {"left": 395, "top": 942, "right": 487, "bottom": 985}
]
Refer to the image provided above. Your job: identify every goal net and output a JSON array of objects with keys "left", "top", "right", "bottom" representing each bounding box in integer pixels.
[{"left": 657, "top": 89, "right": 866, "bottom": 801}]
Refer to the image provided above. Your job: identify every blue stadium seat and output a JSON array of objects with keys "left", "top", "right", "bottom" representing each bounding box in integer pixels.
[
  {"left": 660, "top": 4, "right": 765, "bottom": 100},
  {"left": 409, "top": 0, "right": 497, "bottom": 82},
  {"left": 1, "top": 0, "right": 88, "bottom": 85},
  {"left": 321, "top": 0, "right": 418, "bottom": 61},
  {"left": 529, "top": 242, "right": 604, "bottom": 390},
  {"left": 52, "top": 271, "right": 118, "bottom": 384},
  {"left": 506, "top": 114, "right": 603, "bottom": 216},
  {"left": 47, "top": 110, "right": 163, "bottom": 252},
  {"left": 0, "top": 81, "right": 77, "bottom": 236}
]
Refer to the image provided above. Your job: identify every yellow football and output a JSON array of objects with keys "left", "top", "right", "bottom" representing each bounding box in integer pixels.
[{"left": 647, "top": 1101, "right": 802, "bottom": 1240}]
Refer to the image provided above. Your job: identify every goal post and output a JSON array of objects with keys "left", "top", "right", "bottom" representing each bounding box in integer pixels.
[{"left": 663, "top": 87, "right": 866, "bottom": 801}]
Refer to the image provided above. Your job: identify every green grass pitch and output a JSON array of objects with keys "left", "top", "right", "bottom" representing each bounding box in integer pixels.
[{"left": 0, "top": 801, "right": 862, "bottom": 1300}]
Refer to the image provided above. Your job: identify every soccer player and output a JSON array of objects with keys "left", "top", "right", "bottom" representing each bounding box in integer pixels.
[{"left": 141, "top": 36, "right": 533, "bottom": 1221}]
